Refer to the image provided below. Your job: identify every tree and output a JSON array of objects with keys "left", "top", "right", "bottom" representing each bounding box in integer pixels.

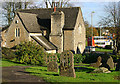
[
  {"left": 85, "top": 21, "right": 99, "bottom": 38},
  {"left": 2, "top": 1, "right": 32, "bottom": 26},
  {"left": 98, "top": 2, "right": 120, "bottom": 54},
  {"left": 93, "top": 27, "right": 99, "bottom": 36},
  {"left": 44, "top": 0, "right": 73, "bottom": 8},
  {"left": 85, "top": 21, "right": 91, "bottom": 38}
]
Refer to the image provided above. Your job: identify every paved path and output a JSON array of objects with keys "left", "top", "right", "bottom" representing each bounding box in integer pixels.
[{"left": 2, "top": 66, "right": 49, "bottom": 83}]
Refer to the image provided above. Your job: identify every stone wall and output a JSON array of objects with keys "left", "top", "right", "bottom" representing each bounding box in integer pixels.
[
  {"left": 6, "top": 14, "right": 29, "bottom": 48},
  {"left": 63, "top": 30, "right": 74, "bottom": 52}
]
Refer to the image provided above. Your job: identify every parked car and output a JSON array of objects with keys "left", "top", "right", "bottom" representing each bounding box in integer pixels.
[{"left": 85, "top": 46, "right": 95, "bottom": 52}]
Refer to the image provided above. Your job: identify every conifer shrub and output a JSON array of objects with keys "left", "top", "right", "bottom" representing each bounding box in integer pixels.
[
  {"left": 2, "top": 47, "right": 17, "bottom": 60},
  {"left": 15, "top": 41, "right": 46, "bottom": 66}
]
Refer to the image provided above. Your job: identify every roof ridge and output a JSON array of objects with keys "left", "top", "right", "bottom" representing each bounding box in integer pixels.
[{"left": 17, "top": 7, "right": 80, "bottom": 12}]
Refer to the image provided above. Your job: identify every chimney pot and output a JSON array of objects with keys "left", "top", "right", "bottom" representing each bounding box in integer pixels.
[{"left": 54, "top": 6, "right": 56, "bottom": 12}]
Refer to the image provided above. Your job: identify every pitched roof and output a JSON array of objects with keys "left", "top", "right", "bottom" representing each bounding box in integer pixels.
[
  {"left": 17, "top": 12, "right": 42, "bottom": 33},
  {"left": 18, "top": 7, "right": 80, "bottom": 30},
  {"left": 31, "top": 35, "right": 57, "bottom": 50}
]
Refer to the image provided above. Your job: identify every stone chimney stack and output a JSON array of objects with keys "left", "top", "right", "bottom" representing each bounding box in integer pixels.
[{"left": 49, "top": 11, "right": 65, "bottom": 53}]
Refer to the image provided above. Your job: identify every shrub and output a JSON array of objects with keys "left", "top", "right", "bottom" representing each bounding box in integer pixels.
[
  {"left": 2, "top": 47, "right": 17, "bottom": 60},
  {"left": 55, "top": 53, "right": 61, "bottom": 63},
  {"left": 83, "top": 52, "right": 102, "bottom": 63},
  {"left": 15, "top": 41, "right": 46, "bottom": 66},
  {"left": 111, "top": 54, "right": 120, "bottom": 63},
  {"left": 74, "top": 54, "right": 86, "bottom": 63}
]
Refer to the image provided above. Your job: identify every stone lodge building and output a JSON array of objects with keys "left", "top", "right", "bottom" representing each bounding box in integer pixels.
[{"left": 5, "top": 7, "right": 86, "bottom": 53}]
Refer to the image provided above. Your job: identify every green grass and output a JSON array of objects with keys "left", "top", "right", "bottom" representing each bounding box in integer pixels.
[
  {"left": 25, "top": 66, "right": 120, "bottom": 83},
  {"left": 95, "top": 48, "right": 113, "bottom": 52},
  {"left": 1, "top": 59, "right": 26, "bottom": 67},
  {"left": 1, "top": 59, "right": 120, "bottom": 83}
]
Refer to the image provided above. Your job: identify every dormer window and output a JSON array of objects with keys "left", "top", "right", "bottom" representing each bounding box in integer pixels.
[
  {"left": 15, "top": 28, "right": 20, "bottom": 37},
  {"left": 15, "top": 20, "right": 18, "bottom": 24}
]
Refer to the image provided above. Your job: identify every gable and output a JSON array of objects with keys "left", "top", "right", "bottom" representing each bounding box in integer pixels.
[{"left": 6, "top": 14, "right": 30, "bottom": 48}]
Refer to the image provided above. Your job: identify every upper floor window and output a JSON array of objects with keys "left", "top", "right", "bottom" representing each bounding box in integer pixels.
[
  {"left": 15, "top": 28, "right": 20, "bottom": 37},
  {"left": 15, "top": 20, "right": 18, "bottom": 24}
]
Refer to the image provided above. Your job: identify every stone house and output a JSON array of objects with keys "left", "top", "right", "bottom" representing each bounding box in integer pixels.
[{"left": 5, "top": 7, "right": 86, "bottom": 53}]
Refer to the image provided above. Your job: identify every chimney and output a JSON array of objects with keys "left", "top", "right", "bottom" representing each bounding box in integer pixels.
[
  {"left": 49, "top": 11, "right": 65, "bottom": 53},
  {"left": 54, "top": 6, "right": 56, "bottom": 12}
]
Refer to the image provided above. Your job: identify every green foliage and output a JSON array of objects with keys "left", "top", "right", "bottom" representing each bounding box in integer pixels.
[
  {"left": 55, "top": 53, "right": 61, "bottom": 63},
  {"left": 2, "top": 47, "right": 17, "bottom": 60},
  {"left": 74, "top": 54, "right": 86, "bottom": 63},
  {"left": 15, "top": 41, "right": 46, "bottom": 66},
  {"left": 83, "top": 52, "right": 102, "bottom": 63},
  {"left": 111, "top": 54, "right": 120, "bottom": 63}
]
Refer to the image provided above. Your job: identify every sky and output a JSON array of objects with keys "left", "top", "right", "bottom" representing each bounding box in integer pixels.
[
  {"left": 0, "top": 1, "right": 119, "bottom": 27},
  {"left": 72, "top": 2, "right": 110, "bottom": 27}
]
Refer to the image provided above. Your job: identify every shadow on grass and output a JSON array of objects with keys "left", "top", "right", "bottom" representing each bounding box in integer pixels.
[
  {"left": 74, "top": 67, "right": 94, "bottom": 73},
  {"left": 39, "top": 69, "right": 47, "bottom": 72},
  {"left": 46, "top": 73, "right": 59, "bottom": 76},
  {"left": 17, "top": 71, "right": 32, "bottom": 74},
  {"left": 18, "top": 70, "right": 42, "bottom": 75}
]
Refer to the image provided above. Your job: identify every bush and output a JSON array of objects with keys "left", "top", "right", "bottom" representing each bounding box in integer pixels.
[
  {"left": 55, "top": 53, "right": 61, "bottom": 63},
  {"left": 83, "top": 52, "right": 103, "bottom": 63},
  {"left": 74, "top": 54, "right": 86, "bottom": 63},
  {"left": 54, "top": 53, "right": 86, "bottom": 63},
  {"left": 15, "top": 41, "right": 46, "bottom": 66},
  {"left": 2, "top": 47, "right": 17, "bottom": 60}
]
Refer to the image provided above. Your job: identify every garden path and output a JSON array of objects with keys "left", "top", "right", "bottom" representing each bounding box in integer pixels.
[{"left": 2, "top": 66, "right": 50, "bottom": 84}]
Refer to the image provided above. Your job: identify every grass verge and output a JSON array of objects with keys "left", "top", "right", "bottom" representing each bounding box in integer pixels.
[{"left": 95, "top": 48, "right": 113, "bottom": 52}]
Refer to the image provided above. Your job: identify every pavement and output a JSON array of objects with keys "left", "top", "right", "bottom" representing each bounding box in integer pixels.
[{"left": 2, "top": 66, "right": 50, "bottom": 84}]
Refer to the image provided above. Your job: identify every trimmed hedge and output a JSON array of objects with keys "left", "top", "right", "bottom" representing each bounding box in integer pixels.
[
  {"left": 74, "top": 54, "right": 86, "bottom": 63},
  {"left": 83, "top": 52, "right": 103, "bottom": 63}
]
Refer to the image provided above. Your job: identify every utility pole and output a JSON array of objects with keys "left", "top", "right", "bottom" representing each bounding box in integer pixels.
[
  {"left": 100, "top": 27, "right": 101, "bottom": 36},
  {"left": 91, "top": 11, "right": 95, "bottom": 37}
]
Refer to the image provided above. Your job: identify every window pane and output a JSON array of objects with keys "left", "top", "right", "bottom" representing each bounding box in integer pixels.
[
  {"left": 18, "top": 28, "right": 20, "bottom": 37},
  {"left": 16, "top": 28, "right": 17, "bottom": 37}
]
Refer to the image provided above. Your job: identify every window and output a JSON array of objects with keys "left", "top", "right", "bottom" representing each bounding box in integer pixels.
[
  {"left": 15, "top": 20, "right": 18, "bottom": 24},
  {"left": 15, "top": 28, "right": 20, "bottom": 37},
  {"left": 78, "top": 24, "right": 82, "bottom": 34},
  {"left": 18, "top": 28, "right": 20, "bottom": 37}
]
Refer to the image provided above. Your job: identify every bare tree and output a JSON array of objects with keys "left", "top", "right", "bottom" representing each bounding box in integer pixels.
[
  {"left": 44, "top": 0, "right": 73, "bottom": 8},
  {"left": 98, "top": 2, "right": 120, "bottom": 54},
  {"left": 2, "top": 1, "right": 32, "bottom": 26}
]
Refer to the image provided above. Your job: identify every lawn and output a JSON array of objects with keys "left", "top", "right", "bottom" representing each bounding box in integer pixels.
[
  {"left": 95, "top": 48, "right": 113, "bottom": 52},
  {"left": 0, "top": 59, "right": 26, "bottom": 67},
  {"left": 1, "top": 59, "right": 120, "bottom": 83},
  {"left": 25, "top": 66, "right": 120, "bottom": 83}
]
